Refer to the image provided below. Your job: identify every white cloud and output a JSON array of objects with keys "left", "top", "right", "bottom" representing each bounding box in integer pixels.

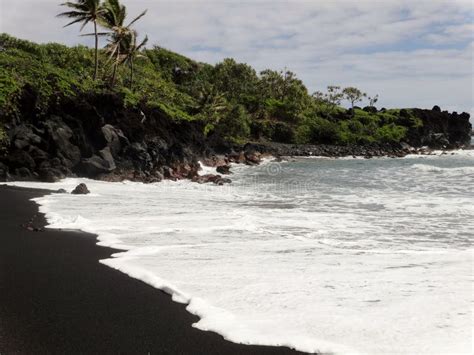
[
  {"left": 425, "top": 23, "right": 474, "bottom": 44},
  {"left": 0, "top": 0, "right": 473, "bottom": 114}
]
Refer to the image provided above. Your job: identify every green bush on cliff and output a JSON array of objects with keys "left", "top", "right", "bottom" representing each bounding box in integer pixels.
[
  {"left": 295, "top": 117, "right": 339, "bottom": 144},
  {"left": 217, "top": 104, "right": 251, "bottom": 140},
  {"left": 0, "top": 33, "right": 419, "bottom": 146}
]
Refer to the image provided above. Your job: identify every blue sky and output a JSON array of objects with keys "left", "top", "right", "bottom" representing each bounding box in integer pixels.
[{"left": 1, "top": 0, "right": 472, "bottom": 116}]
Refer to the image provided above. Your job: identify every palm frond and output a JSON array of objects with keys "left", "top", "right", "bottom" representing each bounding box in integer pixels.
[
  {"left": 57, "top": 11, "right": 87, "bottom": 19},
  {"left": 136, "top": 35, "right": 148, "bottom": 51},
  {"left": 60, "top": 2, "right": 88, "bottom": 11},
  {"left": 127, "top": 9, "right": 147, "bottom": 27},
  {"left": 80, "top": 31, "right": 110, "bottom": 37},
  {"left": 80, "top": 18, "right": 92, "bottom": 31},
  {"left": 64, "top": 17, "right": 87, "bottom": 28}
]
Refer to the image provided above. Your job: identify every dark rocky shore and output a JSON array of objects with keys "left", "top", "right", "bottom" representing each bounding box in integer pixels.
[
  {"left": 0, "top": 185, "right": 305, "bottom": 354},
  {"left": 0, "top": 93, "right": 471, "bottom": 184}
]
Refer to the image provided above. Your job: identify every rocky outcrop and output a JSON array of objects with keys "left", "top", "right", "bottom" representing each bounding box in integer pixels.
[
  {"left": 216, "top": 165, "right": 232, "bottom": 175},
  {"left": 0, "top": 93, "right": 208, "bottom": 183},
  {"left": 71, "top": 183, "right": 90, "bottom": 195},
  {"left": 405, "top": 107, "right": 471, "bottom": 149},
  {"left": 233, "top": 141, "right": 411, "bottom": 159},
  {"left": 0, "top": 91, "right": 471, "bottom": 183},
  {"left": 192, "top": 174, "right": 232, "bottom": 185}
]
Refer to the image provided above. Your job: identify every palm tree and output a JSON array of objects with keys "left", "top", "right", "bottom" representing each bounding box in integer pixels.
[
  {"left": 120, "top": 31, "right": 148, "bottom": 90},
  {"left": 100, "top": 0, "right": 147, "bottom": 86},
  {"left": 58, "top": 0, "right": 105, "bottom": 80}
]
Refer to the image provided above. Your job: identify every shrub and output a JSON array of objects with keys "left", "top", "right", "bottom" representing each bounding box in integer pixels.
[
  {"left": 296, "top": 117, "right": 339, "bottom": 144},
  {"left": 375, "top": 124, "right": 407, "bottom": 142},
  {"left": 0, "top": 34, "right": 419, "bottom": 145},
  {"left": 217, "top": 104, "right": 251, "bottom": 139},
  {"left": 251, "top": 119, "right": 296, "bottom": 143}
]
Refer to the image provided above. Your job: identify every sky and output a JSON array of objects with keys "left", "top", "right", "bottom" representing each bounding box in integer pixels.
[{"left": 1, "top": 0, "right": 473, "bottom": 115}]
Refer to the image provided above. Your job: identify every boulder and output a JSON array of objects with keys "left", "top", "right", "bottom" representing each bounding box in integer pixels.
[
  {"left": 43, "top": 117, "right": 81, "bottom": 166},
  {"left": 245, "top": 152, "right": 261, "bottom": 165},
  {"left": 80, "top": 148, "right": 116, "bottom": 177},
  {"left": 125, "top": 143, "right": 152, "bottom": 171},
  {"left": 11, "top": 124, "right": 42, "bottom": 146},
  {"left": 430, "top": 133, "right": 450, "bottom": 148},
  {"left": 0, "top": 162, "right": 9, "bottom": 180},
  {"left": 101, "top": 124, "right": 129, "bottom": 157},
  {"left": 15, "top": 167, "right": 32, "bottom": 178},
  {"left": 71, "top": 183, "right": 90, "bottom": 195},
  {"left": 192, "top": 174, "right": 222, "bottom": 184},
  {"left": 216, "top": 165, "right": 232, "bottom": 175},
  {"left": 214, "top": 177, "right": 232, "bottom": 185},
  {"left": 201, "top": 155, "right": 228, "bottom": 168},
  {"left": 99, "top": 147, "right": 116, "bottom": 170},
  {"left": 4, "top": 150, "right": 36, "bottom": 170},
  {"left": 29, "top": 146, "right": 49, "bottom": 164},
  {"left": 228, "top": 151, "right": 246, "bottom": 164},
  {"left": 14, "top": 139, "right": 29, "bottom": 150},
  {"left": 39, "top": 167, "right": 65, "bottom": 183},
  {"left": 191, "top": 174, "right": 232, "bottom": 185}
]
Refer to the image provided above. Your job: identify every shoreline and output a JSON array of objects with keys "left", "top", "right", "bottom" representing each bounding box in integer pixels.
[{"left": 0, "top": 184, "right": 303, "bottom": 354}]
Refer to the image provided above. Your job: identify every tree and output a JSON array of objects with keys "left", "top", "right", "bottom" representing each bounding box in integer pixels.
[
  {"left": 258, "top": 69, "right": 310, "bottom": 121},
  {"left": 313, "top": 85, "right": 343, "bottom": 117},
  {"left": 120, "top": 30, "right": 148, "bottom": 90},
  {"left": 368, "top": 94, "right": 379, "bottom": 107},
  {"left": 58, "top": 0, "right": 105, "bottom": 80},
  {"left": 342, "top": 87, "right": 367, "bottom": 114},
  {"left": 217, "top": 104, "right": 251, "bottom": 140},
  {"left": 212, "top": 58, "right": 259, "bottom": 105},
  {"left": 100, "top": 0, "right": 147, "bottom": 86},
  {"left": 194, "top": 85, "right": 229, "bottom": 134},
  {"left": 327, "top": 86, "right": 344, "bottom": 110}
]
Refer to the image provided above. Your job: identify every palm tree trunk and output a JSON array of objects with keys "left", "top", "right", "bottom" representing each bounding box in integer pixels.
[
  {"left": 111, "top": 47, "right": 120, "bottom": 87},
  {"left": 93, "top": 20, "right": 99, "bottom": 81},
  {"left": 111, "top": 62, "right": 117, "bottom": 87},
  {"left": 130, "top": 57, "right": 134, "bottom": 91}
]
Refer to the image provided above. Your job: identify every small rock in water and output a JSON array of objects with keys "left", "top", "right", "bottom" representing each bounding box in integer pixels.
[
  {"left": 214, "top": 177, "right": 232, "bottom": 185},
  {"left": 56, "top": 188, "right": 67, "bottom": 194},
  {"left": 191, "top": 174, "right": 232, "bottom": 185},
  {"left": 216, "top": 165, "right": 232, "bottom": 175},
  {"left": 71, "top": 183, "right": 90, "bottom": 195}
]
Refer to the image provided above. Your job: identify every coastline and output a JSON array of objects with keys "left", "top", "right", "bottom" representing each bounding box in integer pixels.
[{"left": 0, "top": 184, "right": 303, "bottom": 354}]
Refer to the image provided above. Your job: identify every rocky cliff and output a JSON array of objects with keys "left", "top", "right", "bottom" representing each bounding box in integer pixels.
[
  {"left": 0, "top": 93, "right": 210, "bottom": 183},
  {"left": 0, "top": 94, "right": 471, "bottom": 183}
]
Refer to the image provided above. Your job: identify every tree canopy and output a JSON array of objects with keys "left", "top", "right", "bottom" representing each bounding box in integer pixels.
[{"left": 0, "top": 26, "right": 418, "bottom": 149}]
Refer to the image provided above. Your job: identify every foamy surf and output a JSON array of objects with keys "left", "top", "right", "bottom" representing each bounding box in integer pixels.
[{"left": 7, "top": 151, "right": 474, "bottom": 354}]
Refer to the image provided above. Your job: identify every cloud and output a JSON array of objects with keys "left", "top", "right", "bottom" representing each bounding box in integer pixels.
[
  {"left": 1, "top": 0, "right": 473, "bottom": 115},
  {"left": 425, "top": 23, "right": 474, "bottom": 45}
]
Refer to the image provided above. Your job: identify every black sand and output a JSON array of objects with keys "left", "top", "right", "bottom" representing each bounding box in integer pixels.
[{"left": 0, "top": 185, "right": 303, "bottom": 354}]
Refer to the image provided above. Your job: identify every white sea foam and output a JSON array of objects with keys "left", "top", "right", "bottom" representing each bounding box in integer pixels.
[
  {"left": 412, "top": 163, "right": 474, "bottom": 175},
  {"left": 7, "top": 152, "right": 474, "bottom": 354},
  {"left": 198, "top": 161, "right": 217, "bottom": 175}
]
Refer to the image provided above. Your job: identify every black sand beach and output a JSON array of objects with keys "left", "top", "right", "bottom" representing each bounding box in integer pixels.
[{"left": 0, "top": 185, "right": 302, "bottom": 354}]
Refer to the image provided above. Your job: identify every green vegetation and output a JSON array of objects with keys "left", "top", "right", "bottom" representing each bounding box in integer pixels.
[{"left": 0, "top": 0, "right": 421, "bottom": 151}]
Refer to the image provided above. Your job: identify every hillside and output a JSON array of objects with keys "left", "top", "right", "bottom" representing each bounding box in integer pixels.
[{"left": 0, "top": 34, "right": 471, "bottom": 183}]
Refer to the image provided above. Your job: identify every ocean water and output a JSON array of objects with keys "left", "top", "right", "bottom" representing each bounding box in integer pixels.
[{"left": 9, "top": 149, "right": 474, "bottom": 354}]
